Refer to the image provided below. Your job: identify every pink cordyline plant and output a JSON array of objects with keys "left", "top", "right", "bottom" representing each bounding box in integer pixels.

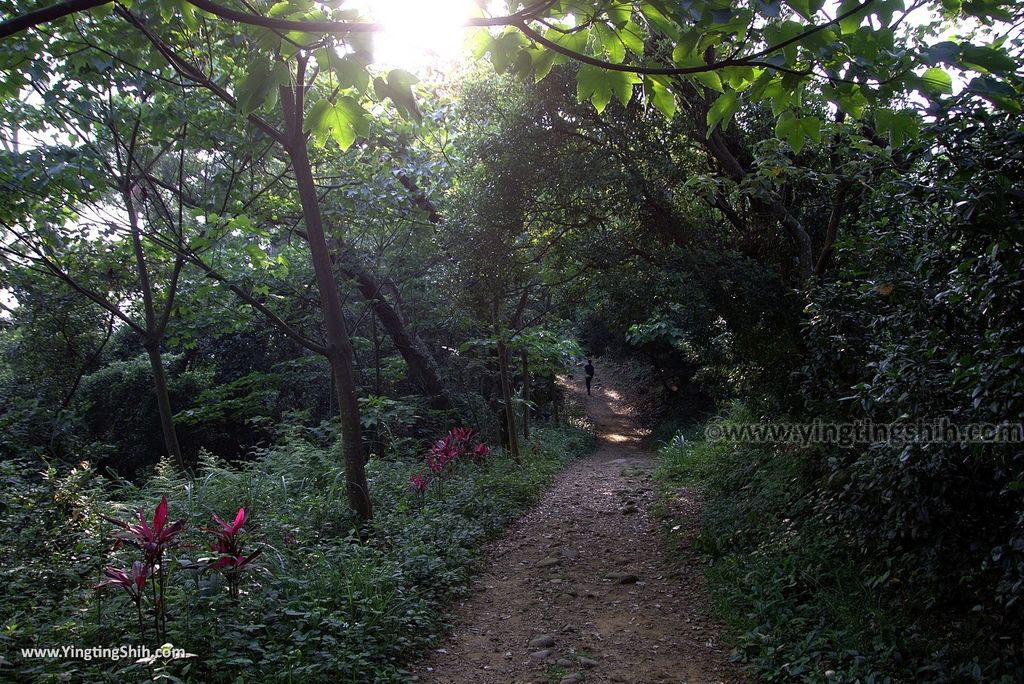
[
  {"left": 206, "top": 507, "right": 262, "bottom": 599},
  {"left": 448, "top": 427, "right": 475, "bottom": 443},
  {"left": 409, "top": 473, "right": 430, "bottom": 494},
  {"left": 419, "top": 427, "right": 493, "bottom": 488},
  {"left": 426, "top": 435, "right": 462, "bottom": 473},
  {"left": 96, "top": 560, "right": 149, "bottom": 601},
  {"left": 103, "top": 496, "right": 185, "bottom": 565},
  {"left": 100, "top": 496, "right": 184, "bottom": 640},
  {"left": 96, "top": 560, "right": 150, "bottom": 639}
]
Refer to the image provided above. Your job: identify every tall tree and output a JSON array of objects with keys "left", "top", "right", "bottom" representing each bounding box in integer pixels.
[{"left": 0, "top": 95, "right": 190, "bottom": 469}]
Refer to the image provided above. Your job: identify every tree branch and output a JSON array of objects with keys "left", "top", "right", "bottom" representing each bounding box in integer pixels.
[{"left": 0, "top": 0, "right": 109, "bottom": 40}]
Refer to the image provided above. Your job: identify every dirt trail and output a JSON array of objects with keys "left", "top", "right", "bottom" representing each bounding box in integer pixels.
[{"left": 413, "top": 369, "right": 742, "bottom": 684}]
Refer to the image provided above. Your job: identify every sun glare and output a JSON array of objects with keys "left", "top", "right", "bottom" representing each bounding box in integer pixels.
[{"left": 364, "top": 0, "right": 482, "bottom": 72}]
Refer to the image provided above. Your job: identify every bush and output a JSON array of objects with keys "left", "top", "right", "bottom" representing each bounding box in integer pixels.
[
  {"left": 76, "top": 354, "right": 211, "bottom": 475},
  {"left": 795, "top": 113, "right": 1024, "bottom": 654},
  {"left": 656, "top": 406, "right": 1024, "bottom": 682}
]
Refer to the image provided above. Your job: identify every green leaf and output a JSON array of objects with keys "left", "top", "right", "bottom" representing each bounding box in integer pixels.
[
  {"left": 228, "top": 214, "right": 268, "bottom": 237},
  {"left": 775, "top": 111, "right": 804, "bottom": 153},
  {"left": 824, "top": 82, "right": 869, "bottom": 118},
  {"left": 609, "top": 70, "right": 642, "bottom": 107},
  {"left": 763, "top": 20, "right": 805, "bottom": 65},
  {"left": 869, "top": 0, "right": 902, "bottom": 25},
  {"left": 577, "top": 67, "right": 641, "bottom": 113},
  {"left": 254, "top": 27, "right": 281, "bottom": 53},
  {"left": 784, "top": 0, "right": 823, "bottom": 21},
  {"left": 306, "top": 96, "right": 370, "bottom": 150},
  {"left": 962, "top": 0, "right": 1013, "bottom": 20},
  {"left": 178, "top": 0, "right": 199, "bottom": 30},
  {"left": 874, "top": 108, "right": 920, "bottom": 147},
  {"left": 577, "top": 67, "right": 611, "bottom": 113},
  {"left": 158, "top": 0, "right": 175, "bottom": 21},
  {"left": 274, "top": 254, "right": 290, "bottom": 277},
  {"left": 373, "top": 69, "right": 420, "bottom": 122},
  {"left": 802, "top": 115, "right": 821, "bottom": 144},
  {"left": 333, "top": 56, "right": 369, "bottom": 93},
  {"left": 837, "top": 0, "right": 866, "bottom": 34},
  {"left": 594, "top": 22, "right": 626, "bottom": 64},
  {"left": 921, "top": 40, "right": 960, "bottom": 66},
  {"left": 346, "top": 31, "right": 374, "bottom": 60},
  {"left": 919, "top": 67, "right": 953, "bottom": 95},
  {"left": 960, "top": 44, "right": 1016, "bottom": 74},
  {"left": 671, "top": 32, "right": 705, "bottom": 67},
  {"left": 544, "top": 25, "right": 590, "bottom": 55},
  {"left": 645, "top": 76, "right": 676, "bottom": 118},
  {"left": 967, "top": 76, "right": 1022, "bottom": 112},
  {"left": 619, "top": 21, "right": 646, "bottom": 56},
  {"left": 483, "top": 29, "right": 531, "bottom": 74},
  {"left": 721, "top": 66, "right": 757, "bottom": 91},
  {"left": 235, "top": 57, "right": 274, "bottom": 115},
  {"left": 244, "top": 241, "right": 268, "bottom": 265},
  {"left": 692, "top": 71, "right": 724, "bottom": 93},
  {"left": 607, "top": 2, "right": 632, "bottom": 27},
  {"left": 640, "top": 3, "right": 679, "bottom": 40},
  {"left": 532, "top": 49, "right": 557, "bottom": 83},
  {"left": 466, "top": 28, "right": 493, "bottom": 59},
  {"left": 706, "top": 91, "right": 739, "bottom": 133},
  {"left": 267, "top": 1, "right": 300, "bottom": 18}
]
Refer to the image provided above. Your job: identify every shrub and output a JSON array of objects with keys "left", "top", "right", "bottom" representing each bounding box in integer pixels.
[{"left": 657, "top": 406, "right": 1024, "bottom": 682}]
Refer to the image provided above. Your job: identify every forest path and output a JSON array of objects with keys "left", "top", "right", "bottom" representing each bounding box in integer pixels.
[{"left": 412, "top": 368, "right": 742, "bottom": 683}]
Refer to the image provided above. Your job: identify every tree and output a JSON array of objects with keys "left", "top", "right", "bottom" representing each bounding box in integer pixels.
[
  {"left": 1, "top": 0, "right": 1020, "bottom": 518},
  {"left": 5, "top": 0, "right": 1017, "bottom": 278},
  {"left": 0, "top": 92, "right": 190, "bottom": 469}
]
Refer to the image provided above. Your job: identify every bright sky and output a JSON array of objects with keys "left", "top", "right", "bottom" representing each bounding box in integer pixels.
[{"left": 355, "top": 0, "right": 485, "bottom": 72}]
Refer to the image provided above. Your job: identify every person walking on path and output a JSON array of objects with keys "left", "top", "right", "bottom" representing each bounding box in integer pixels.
[{"left": 584, "top": 358, "right": 595, "bottom": 396}]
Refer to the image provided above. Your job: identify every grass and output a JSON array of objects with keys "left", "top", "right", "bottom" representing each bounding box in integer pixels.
[{"left": 0, "top": 421, "right": 594, "bottom": 682}]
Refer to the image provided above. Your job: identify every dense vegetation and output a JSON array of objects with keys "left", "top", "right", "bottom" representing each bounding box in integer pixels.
[
  {"left": 653, "top": 95, "right": 1024, "bottom": 681},
  {"left": 1, "top": 0, "right": 1022, "bottom": 681},
  {"left": 2, "top": 423, "right": 593, "bottom": 682}
]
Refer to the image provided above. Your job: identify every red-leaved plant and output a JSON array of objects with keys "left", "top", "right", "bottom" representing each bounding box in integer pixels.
[
  {"left": 99, "top": 496, "right": 184, "bottom": 641},
  {"left": 408, "top": 473, "right": 430, "bottom": 495},
  {"left": 411, "top": 427, "right": 492, "bottom": 497},
  {"left": 96, "top": 560, "right": 150, "bottom": 639},
  {"left": 206, "top": 507, "right": 262, "bottom": 599}
]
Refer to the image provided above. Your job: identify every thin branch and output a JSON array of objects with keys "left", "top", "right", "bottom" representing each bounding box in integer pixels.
[
  {"left": 514, "top": 20, "right": 810, "bottom": 77},
  {"left": 115, "top": 5, "right": 287, "bottom": 147}
]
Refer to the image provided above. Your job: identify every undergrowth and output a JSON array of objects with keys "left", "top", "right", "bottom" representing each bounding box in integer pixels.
[
  {"left": 0, "top": 422, "right": 594, "bottom": 682},
  {"left": 655, "top": 403, "right": 1023, "bottom": 684}
]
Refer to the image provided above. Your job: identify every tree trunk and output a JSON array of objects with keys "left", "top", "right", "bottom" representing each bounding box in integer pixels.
[
  {"left": 521, "top": 351, "right": 530, "bottom": 441},
  {"left": 124, "top": 183, "right": 186, "bottom": 471},
  {"left": 144, "top": 342, "right": 185, "bottom": 471},
  {"left": 496, "top": 337, "right": 521, "bottom": 463},
  {"left": 371, "top": 312, "right": 381, "bottom": 395},
  {"left": 345, "top": 263, "right": 449, "bottom": 407},
  {"left": 815, "top": 178, "right": 854, "bottom": 276},
  {"left": 286, "top": 88, "right": 372, "bottom": 521}
]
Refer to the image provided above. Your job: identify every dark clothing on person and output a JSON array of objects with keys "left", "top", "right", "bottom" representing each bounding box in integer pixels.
[{"left": 584, "top": 360, "right": 594, "bottom": 395}]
